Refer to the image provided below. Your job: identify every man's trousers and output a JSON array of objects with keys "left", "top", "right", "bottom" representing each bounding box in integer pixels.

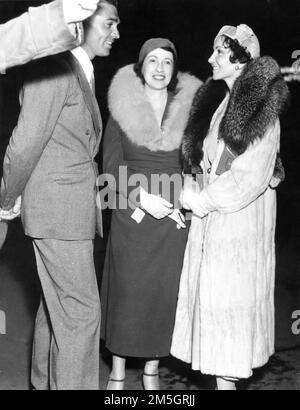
[{"left": 31, "top": 238, "right": 101, "bottom": 390}]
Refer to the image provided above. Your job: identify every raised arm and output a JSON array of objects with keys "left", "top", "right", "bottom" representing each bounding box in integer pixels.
[{"left": 0, "top": 0, "right": 100, "bottom": 72}]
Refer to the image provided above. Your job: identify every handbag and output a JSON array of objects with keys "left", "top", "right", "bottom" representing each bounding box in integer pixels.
[{"left": 216, "top": 145, "right": 237, "bottom": 176}]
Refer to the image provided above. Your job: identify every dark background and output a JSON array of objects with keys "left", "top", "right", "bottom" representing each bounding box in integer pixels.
[{"left": 0, "top": 0, "right": 300, "bottom": 349}]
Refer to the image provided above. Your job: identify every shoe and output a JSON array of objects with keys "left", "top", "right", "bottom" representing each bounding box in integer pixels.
[
  {"left": 106, "top": 375, "right": 125, "bottom": 390},
  {"left": 142, "top": 372, "right": 160, "bottom": 390}
]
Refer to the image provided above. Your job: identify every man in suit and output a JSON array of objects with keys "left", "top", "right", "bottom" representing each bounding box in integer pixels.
[
  {"left": 0, "top": 0, "right": 120, "bottom": 390},
  {"left": 0, "top": 0, "right": 101, "bottom": 248}
]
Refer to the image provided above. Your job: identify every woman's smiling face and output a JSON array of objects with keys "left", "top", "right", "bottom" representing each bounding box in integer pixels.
[
  {"left": 208, "top": 36, "right": 240, "bottom": 84},
  {"left": 142, "top": 48, "right": 174, "bottom": 91}
]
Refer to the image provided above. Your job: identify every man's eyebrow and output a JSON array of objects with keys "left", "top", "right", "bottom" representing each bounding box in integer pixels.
[{"left": 106, "top": 17, "right": 120, "bottom": 23}]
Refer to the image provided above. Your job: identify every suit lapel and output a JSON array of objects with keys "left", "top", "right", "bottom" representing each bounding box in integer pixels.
[{"left": 65, "top": 53, "right": 102, "bottom": 148}]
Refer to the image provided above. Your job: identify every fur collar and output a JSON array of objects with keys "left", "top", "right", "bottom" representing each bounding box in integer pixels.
[
  {"left": 108, "top": 64, "right": 202, "bottom": 151},
  {"left": 182, "top": 56, "right": 290, "bottom": 172}
]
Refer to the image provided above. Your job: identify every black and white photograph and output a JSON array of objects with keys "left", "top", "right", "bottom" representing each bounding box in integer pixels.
[{"left": 0, "top": 0, "right": 300, "bottom": 391}]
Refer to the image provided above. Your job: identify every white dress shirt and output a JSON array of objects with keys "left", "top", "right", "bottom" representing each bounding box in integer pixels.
[{"left": 71, "top": 46, "right": 94, "bottom": 88}]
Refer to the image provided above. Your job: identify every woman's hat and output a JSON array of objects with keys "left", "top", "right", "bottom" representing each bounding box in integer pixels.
[
  {"left": 215, "top": 24, "right": 260, "bottom": 58},
  {"left": 138, "top": 38, "right": 177, "bottom": 64}
]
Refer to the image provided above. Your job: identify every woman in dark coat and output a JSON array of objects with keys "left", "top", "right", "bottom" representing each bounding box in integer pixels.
[{"left": 101, "top": 38, "right": 201, "bottom": 390}]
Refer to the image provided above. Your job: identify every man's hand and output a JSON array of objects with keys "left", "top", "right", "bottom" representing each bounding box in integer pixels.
[
  {"left": 0, "top": 196, "right": 22, "bottom": 221},
  {"left": 63, "top": 0, "right": 100, "bottom": 24}
]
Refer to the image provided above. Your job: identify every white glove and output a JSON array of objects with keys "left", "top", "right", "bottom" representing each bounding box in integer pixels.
[
  {"left": 0, "top": 196, "right": 22, "bottom": 221},
  {"left": 168, "top": 209, "right": 186, "bottom": 229},
  {"left": 63, "top": 0, "right": 100, "bottom": 23},
  {"left": 140, "top": 188, "right": 173, "bottom": 219},
  {"left": 180, "top": 187, "right": 208, "bottom": 218}
]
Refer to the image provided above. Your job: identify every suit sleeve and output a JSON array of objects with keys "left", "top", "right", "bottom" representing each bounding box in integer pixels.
[
  {"left": 0, "top": 0, "right": 81, "bottom": 72},
  {"left": 197, "top": 121, "right": 280, "bottom": 214},
  {"left": 103, "top": 116, "right": 141, "bottom": 210},
  {"left": 0, "top": 59, "right": 72, "bottom": 210}
]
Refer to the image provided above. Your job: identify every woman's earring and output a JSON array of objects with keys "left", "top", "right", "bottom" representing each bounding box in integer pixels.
[{"left": 235, "top": 65, "right": 240, "bottom": 71}]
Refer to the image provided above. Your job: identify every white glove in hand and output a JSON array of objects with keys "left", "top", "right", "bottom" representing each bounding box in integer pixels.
[
  {"left": 180, "top": 187, "right": 208, "bottom": 218},
  {"left": 168, "top": 209, "right": 186, "bottom": 229},
  {"left": 140, "top": 188, "right": 173, "bottom": 219},
  {"left": 63, "top": 0, "right": 100, "bottom": 23}
]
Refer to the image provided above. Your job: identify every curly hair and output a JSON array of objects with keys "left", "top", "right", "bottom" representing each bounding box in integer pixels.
[
  {"left": 222, "top": 35, "right": 252, "bottom": 65},
  {"left": 133, "top": 47, "right": 179, "bottom": 92}
]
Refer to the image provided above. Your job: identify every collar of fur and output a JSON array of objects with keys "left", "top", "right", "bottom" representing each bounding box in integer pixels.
[
  {"left": 182, "top": 56, "right": 290, "bottom": 172},
  {"left": 108, "top": 64, "right": 202, "bottom": 151}
]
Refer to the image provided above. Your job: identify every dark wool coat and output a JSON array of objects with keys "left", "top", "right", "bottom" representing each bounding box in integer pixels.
[{"left": 101, "top": 65, "right": 202, "bottom": 358}]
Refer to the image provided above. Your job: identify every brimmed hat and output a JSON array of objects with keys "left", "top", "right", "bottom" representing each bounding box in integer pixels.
[
  {"left": 215, "top": 24, "right": 260, "bottom": 59},
  {"left": 138, "top": 38, "right": 177, "bottom": 64}
]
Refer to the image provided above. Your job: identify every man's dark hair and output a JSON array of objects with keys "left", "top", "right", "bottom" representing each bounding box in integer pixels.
[
  {"left": 133, "top": 46, "right": 179, "bottom": 92},
  {"left": 97, "top": 0, "right": 118, "bottom": 10},
  {"left": 83, "top": 0, "right": 118, "bottom": 29},
  {"left": 222, "top": 35, "right": 252, "bottom": 65}
]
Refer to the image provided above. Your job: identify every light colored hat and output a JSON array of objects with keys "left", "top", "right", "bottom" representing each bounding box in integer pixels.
[
  {"left": 138, "top": 38, "right": 177, "bottom": 64},
  {"left": 215, "top": 24, "right": 260, "bottom": 58}
]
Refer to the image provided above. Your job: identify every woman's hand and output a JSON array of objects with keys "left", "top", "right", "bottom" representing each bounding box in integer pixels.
[
  {"left": 168, "top": 209, "right": 186, "bottom": 229},
  {"left": 140, "top": 188, "right": 173, "bottom": 219},
  {"left": 180, "top": 187, "right": 208, "bottom": 218}
]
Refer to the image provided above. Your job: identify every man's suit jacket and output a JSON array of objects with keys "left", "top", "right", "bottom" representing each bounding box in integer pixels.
[
  {"left": 0, "top": 52, "right": 103, "bottom": 240},
  {"left": 0, "top": 0, "right": 81, "bottom": 72}
]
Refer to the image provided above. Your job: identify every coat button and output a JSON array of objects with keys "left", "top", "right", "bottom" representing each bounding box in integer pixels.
[
  {"left": 86, "top": 130, "right": 90, "bottom": 136},
  {"left": 207, "top": 167, "right": 211, "bottom": 174}
]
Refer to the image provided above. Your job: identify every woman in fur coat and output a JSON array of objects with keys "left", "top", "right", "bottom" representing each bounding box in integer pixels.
[
  {"left": 171, "top": 25, "right": 289, "bottom": 390},
  {"left": 100, "top": 38, "right": 201, "bottom": 390}
]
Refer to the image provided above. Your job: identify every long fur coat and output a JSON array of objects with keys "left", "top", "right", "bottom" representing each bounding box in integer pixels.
[
  {"left": 181, "top": 56, "right": 290, "bottom": 174},
  {"left": 171, "top": 57, "right": 290, "bottom": 379},
  {"left": 108, "top": 64, "right": 202, "bottom": 152}
]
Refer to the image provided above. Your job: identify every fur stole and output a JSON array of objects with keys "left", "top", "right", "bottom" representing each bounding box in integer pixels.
[
  {"left": 182, "top": 56, "right": 290, "bottom": 172},
  {"left": 108, "top": 64, "right": 202, "bottom": 152}
]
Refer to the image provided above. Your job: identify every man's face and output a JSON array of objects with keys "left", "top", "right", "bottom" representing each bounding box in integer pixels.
[{"left": 83, "top": 3, "right": 120, "bottom": 59}]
